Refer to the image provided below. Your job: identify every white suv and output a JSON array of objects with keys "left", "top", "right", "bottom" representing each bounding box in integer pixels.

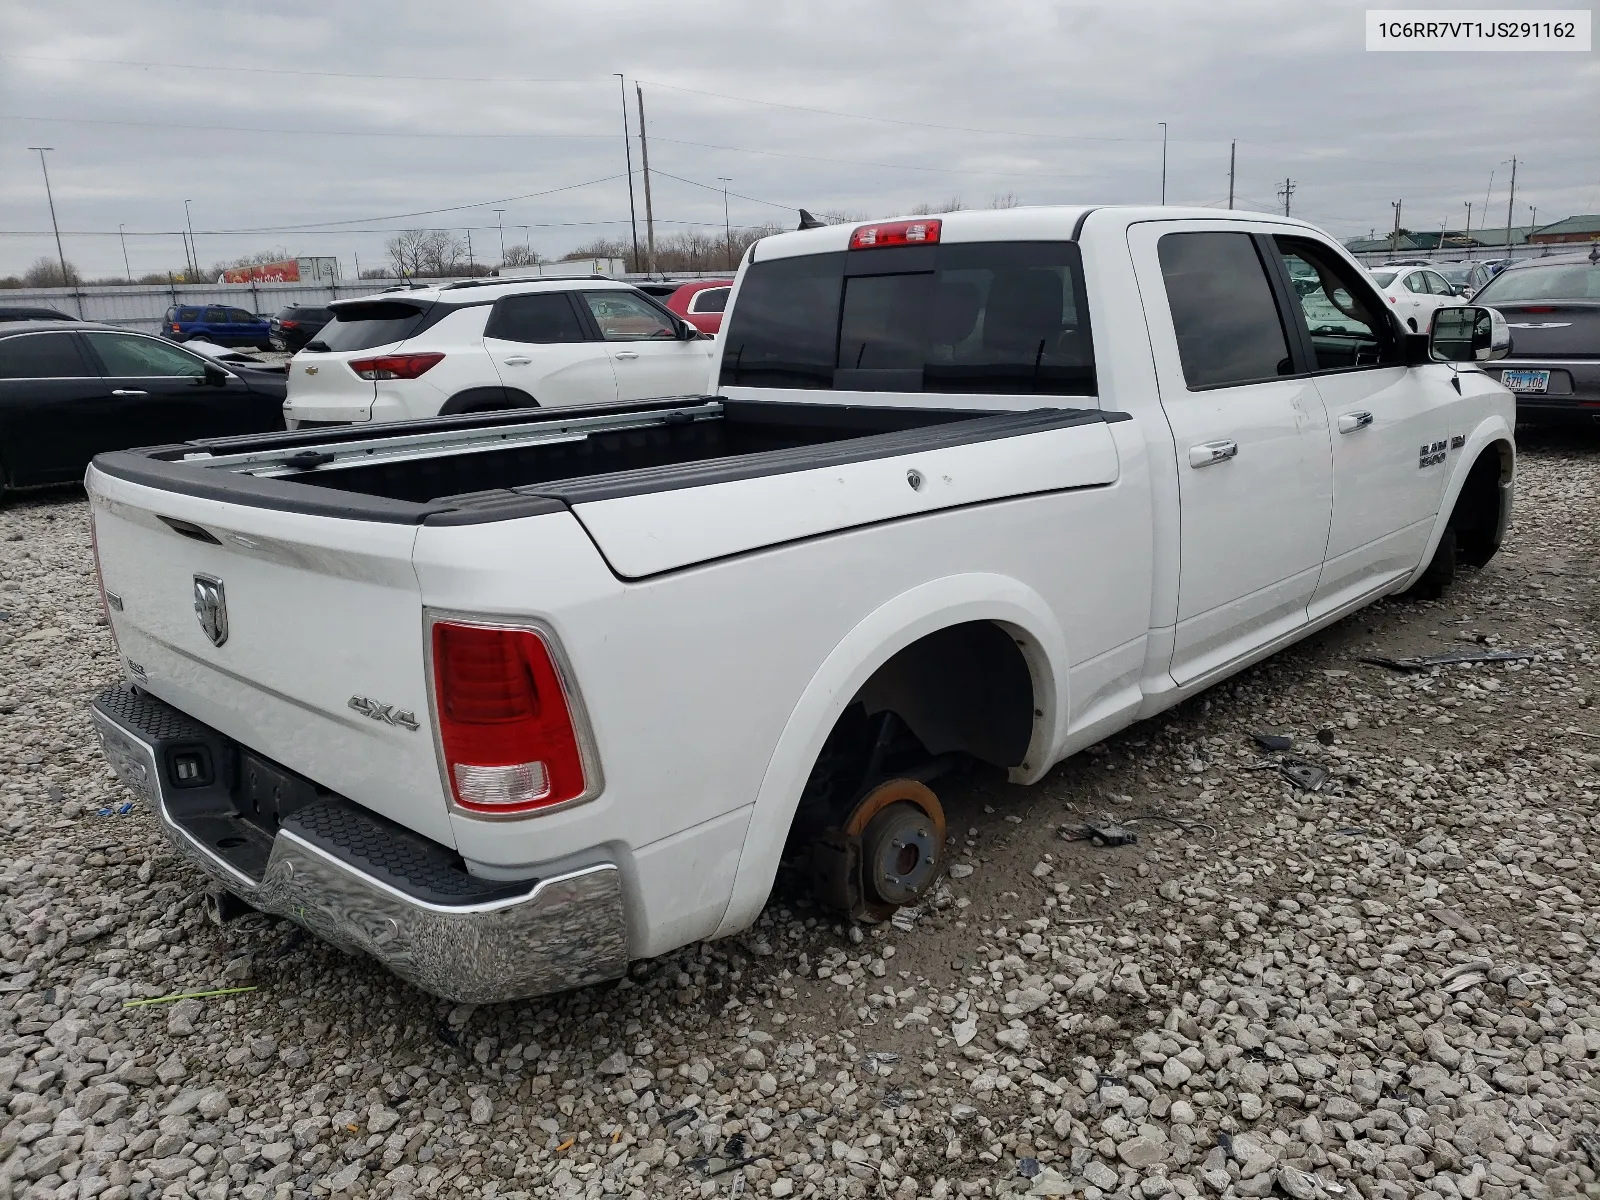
[{"left": 282, "top": 278, "right": 716, "bottom": 427}]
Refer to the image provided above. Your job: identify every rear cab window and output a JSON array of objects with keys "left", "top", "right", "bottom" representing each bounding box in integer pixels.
[
  {"left": 314, "top": 301, "right": 432, "bottom": 352},
  {"left": 720, "top": 241, "right": 1096, "bottom": 396}
]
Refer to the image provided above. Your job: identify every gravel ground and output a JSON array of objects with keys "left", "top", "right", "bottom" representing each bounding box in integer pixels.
[{"left": 0, "top": 429, "right": 1597, "bottom": 1200}]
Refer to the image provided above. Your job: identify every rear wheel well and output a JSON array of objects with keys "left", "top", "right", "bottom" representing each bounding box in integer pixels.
[
  {"left": 438, "top": 386, "right": 538, "bottom": 415},
  {"left": 789, "top": 621, "right": 1035, "bottom": 843},
  {"left": 1450, "top": 441, "right": 1511, "bottom": 567}
]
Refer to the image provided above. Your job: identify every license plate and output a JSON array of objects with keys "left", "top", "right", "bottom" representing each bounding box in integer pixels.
[{"left": 1501, "top": 369, "right": 1550, "bottom": 393}]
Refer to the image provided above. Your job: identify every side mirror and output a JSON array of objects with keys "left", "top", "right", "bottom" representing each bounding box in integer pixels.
[
  {"left": 1429, "top": 306, "right": 1511, "bottom": 363},
  {"left": 677, "top": 320, "right": 699, "bottom": 341},
  {"left": 202, "top": 363, "right": 229, "bottom": 385}
]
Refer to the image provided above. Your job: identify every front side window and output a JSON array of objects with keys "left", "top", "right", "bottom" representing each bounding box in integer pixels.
[
  {"left": 719, "top": 242, "right": 1095, "bottom": 396},
  {"left": 583, "top": 292, "right": 677, "bottom": 340},
  {"left": 485, "top": 294, "right": 586, "bottom": 344},
  {"left": 0, "top": 333, "right": 93, "bottom": 379},
  {"left": 228, "top": 308, "right": 256, "bottom": 322},
  {"left": 84, "top": 333, "right": 208, "bottom": 378},
  {"left": 1273, "top": 238, "right": 1397, "bottom": 371},
  {"left": 1157, "top": 231, "right": 1292, "bottom": 389}
]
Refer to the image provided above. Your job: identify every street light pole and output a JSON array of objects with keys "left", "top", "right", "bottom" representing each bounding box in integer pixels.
[
  {"left": 1158, "top": 122, "right": 1167, "bottom": 205},
  {"left": 493, "top": 209, "right": 506, "bottom": 263},
  {"left": 184, "top": 199, "right": 199, "bottom": 279},
  {"left": 27, "top": 147, "right": 71, "bottom": 289},
  {"left": 717, "top": 177, "right": 733, "bottom": 270},
  {"left": 615, "top": 74, "right": 641, "bottom": 273},
  {"left": 119, "top": 224, "right": 132, "bottom": 282}
]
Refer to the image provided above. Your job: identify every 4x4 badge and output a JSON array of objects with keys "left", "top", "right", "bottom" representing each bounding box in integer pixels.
[
  {"left": 193, "top": 575, "right": 228, "bottom": 647},
  {"left": 348, "top": 696, "right": 420, "bottom": 731}
]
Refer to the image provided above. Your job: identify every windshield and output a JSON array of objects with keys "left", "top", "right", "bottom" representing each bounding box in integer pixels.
[
  {"left": 312, "top": 301, "right": 431, "bottom": 351},
  {"left": 1474, "top": 262, "right": 1600, "bottom": 303},
  {"left": 1368, "top": 271, "right": 1398, "bottom": 287}
]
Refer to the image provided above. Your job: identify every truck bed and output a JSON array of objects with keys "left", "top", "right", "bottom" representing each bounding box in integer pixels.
[{"left": 91, "top": 397, "right": 1116, "bottom": 526}]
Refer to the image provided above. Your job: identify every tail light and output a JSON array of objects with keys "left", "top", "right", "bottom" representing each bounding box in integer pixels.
[
  {"left": 850, "top": 218, "right": 942, "bottom": 250},
  {"left": 280, "top": 319, "right": 299, "bottom": 329},
  {"left": 349, "top": 353, "right": 444, "bottom": 380},
  {"left": 89, "top": 511, "right": 120, "bottom": 651},
  {"left": 431, "top": 620, "right": 592, "bottom": 815},
  {"left": 171, "top": 323, "right": 182, "bottom": 332},
  {"left": 1522, "top": 306, "right": 1555, "bottom": 313}
]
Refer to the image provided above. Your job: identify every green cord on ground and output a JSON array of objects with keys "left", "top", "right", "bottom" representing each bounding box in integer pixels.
[{"left": 123, "top": 986, "right": 257, "bottom": 1007}]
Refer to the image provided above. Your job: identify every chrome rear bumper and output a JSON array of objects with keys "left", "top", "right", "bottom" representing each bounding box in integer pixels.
[{"left": 89, "top": 684, "right": 627, "bottom": 1003}]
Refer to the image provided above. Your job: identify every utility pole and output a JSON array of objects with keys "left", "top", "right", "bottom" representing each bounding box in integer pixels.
[
  {"left": 1503, "top": 157, "right": 1517, "bottom": 253},
  {"left": 636, "top": 83, "right": 658, "bottom": 277},
  {"left": 1227, "top": 140, "right": 1236, "bottom": 209},
  {"left": 118, "top": 223, "right": 132, "bottom": 283},
  {"left": 465, "top": 230, "right": 475, "bottom": 273},
  {"left": 353, "top": 251, "right": 362, "bottom": 281},
  {"left": 1528, "top": 204, "right": 1537, "bottom": 233},
  {"left": 1390, "top": 199, "right": 1403, "bottom": 252},
  {"left": 718, "top": 177, "right": 733, "bottom": 269},
  {"left": 615, "top": 74, "right": 641, "bottom": 273},
  {"left": 27, "top": 148, "right": 71, "bottom": 290},
  {"left": 184, "top": 200, "right": 199, "bottom": 279},
  {"left": 1463, "top": 201, "right": 1473, "bottom": 257},
  {"left": 493, "top": 209, "right": 506, "bottom": 263},
  {"left": 1277, "top": 178, "right": 1296, "bottom": 217},
  {"left": 1158, "top": 122, "right": 1167, "bottom": 205}
]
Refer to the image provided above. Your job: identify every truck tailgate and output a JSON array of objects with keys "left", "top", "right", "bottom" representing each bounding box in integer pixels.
[
  {"left": 566, "top": 415, "right": 1122, "bottom": 578},
  {"left": 88, "top": 468, "right": 452, "bottom": 846}
]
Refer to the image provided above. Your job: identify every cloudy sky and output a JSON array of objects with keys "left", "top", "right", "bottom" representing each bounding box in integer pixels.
[{"left": 2, "top": 0, "right": 1595, "bottom": 279}]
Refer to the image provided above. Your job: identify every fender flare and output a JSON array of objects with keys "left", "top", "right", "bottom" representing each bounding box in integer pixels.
[
  {"left": 710, "top": 573, "right": 1070, "bottom": 938},
  {"left": 437, "top": 386, "right": 538, "bottom": 415},
  {"left": 1400, "top": 413, "right": 1514, "bottom": 591}
]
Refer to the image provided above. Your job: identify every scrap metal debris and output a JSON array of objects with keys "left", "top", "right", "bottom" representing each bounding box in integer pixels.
[
  {"left": 1280, "top": 761, "right": 1331, "bottom": 792},
  {"left": 1251, "top": 732, "right": 1293, "bottom": 752},
  {"left": 1359, "top": 647, "right": 1542, "bottom": 672},
  {"left": 1060, "top": 821, "right": 1137, "bottom": 847}
]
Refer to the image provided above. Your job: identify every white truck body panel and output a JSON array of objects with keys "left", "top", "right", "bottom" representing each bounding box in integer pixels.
[{"left": 84, "top": 205, "right": 1517, "bottom": 1000}]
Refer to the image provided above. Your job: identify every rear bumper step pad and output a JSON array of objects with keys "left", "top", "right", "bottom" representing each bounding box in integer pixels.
[{"left": 89, "top": 682, "right": 627, "bottom": 1003}]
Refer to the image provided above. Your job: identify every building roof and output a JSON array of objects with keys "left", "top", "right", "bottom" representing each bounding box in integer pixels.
[
  {"left": 1530, "top": 214, "right": 1600, "bottom": 238},
  {"left": 1344, "top": 235, "right": 1421, "bottom": 253}
]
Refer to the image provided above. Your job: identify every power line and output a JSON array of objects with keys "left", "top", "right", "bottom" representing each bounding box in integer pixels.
[
  {"left": 651, "top": 135, "right": 1093, "bottom": 181},
  {"left": 0, "top": 52, "right": 598, "bottom": 84},
  {"left": 3, "top": 114, "right": 613, "bottom": 140}
]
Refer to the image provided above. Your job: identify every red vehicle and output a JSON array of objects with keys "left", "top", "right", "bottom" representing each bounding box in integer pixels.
[{"left": 665, "top": 280, "right": 734, "bottom": 334}]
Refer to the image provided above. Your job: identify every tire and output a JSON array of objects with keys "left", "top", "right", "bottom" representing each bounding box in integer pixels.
[{"left": 1405, "top": 527, "right": 1456, "bottom": 600}]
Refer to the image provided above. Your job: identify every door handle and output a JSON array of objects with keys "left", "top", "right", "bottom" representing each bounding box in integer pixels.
[
  {"left": 111, "top": 389, "right": 148, "bottom": 396},
  {"left": 1338, "top": 411, "right": 1374, "bottom": 434},
  {"left": 614, "top": 351, "right": 640, "bottom": 360},
  {"left": 501, "top": 357, "right": 533, "bottom": 366},
  {"left": 1188, "top": 440, "right": 1238, "bottom": 468}
]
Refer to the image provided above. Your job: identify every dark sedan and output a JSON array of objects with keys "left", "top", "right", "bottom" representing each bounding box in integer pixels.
[
  {"left": 1473, "top": 248, "right": 1600, "bottom": 423},
  {"left": 0, "top": 322, "right": 285, "bottom": 492},
  {"left": 269, "top": 304, "right": 333, "bottom": 352}
]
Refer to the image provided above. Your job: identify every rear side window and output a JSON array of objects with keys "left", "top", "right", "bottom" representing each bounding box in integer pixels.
[
  {"left": 690, "top": 287, "right": 730, "bottom": 314},
  {"left": 0, "top": 333, "right": 93, "bottom": 379},
  {"left": 1157, "top": 232, "right": 1293, "bottom": 390},
  {"left": 316, "top": 301, "right": 430, "bottom": 352},
  {"left": 485, "top": 294, "right": 586, "bottom": 344},
  {"left": 720, "top": 241, "right": 1095, "bottom": 396},
  {"left": 178, "top": 308, "right": 201, "bottom": 321},
  {"left": 203, "top": 308, "right": 226, "bottom": 323}
]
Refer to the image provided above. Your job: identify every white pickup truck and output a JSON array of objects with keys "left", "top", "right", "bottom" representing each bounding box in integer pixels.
[{"left": 86, "top": 206, "right": 1516, "bottom": 1003}]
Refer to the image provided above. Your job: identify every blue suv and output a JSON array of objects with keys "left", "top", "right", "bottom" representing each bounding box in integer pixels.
[{"left": 164, "top": 305, "right": 273, "bottom": 349}]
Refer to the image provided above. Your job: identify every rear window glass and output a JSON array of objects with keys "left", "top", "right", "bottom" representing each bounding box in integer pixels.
[
  {"left": 720, "top": 241, "right": 1095, "bottom": 396},
  {"left": 0, "top": 332, "right": 92, "bottom": 379},
  {"left": 1474, "top": 262, "right": 1600, "bottom": 302},
  {"left": 1368, "top": 272, "right": 1397, "bottom": 287},
  {"left": 315, "top": 301, "right": 430, "bottom": 351}
]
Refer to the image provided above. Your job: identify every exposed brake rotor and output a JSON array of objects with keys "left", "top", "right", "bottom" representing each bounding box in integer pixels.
[{"left": 810, "top": 778, "right": 947, "bottom": 922}]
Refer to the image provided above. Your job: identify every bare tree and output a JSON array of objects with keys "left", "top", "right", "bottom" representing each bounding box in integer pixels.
[
  {"left": 386, "top": 230, "right": 429, "bottom": 278},
  {"left": 23, "top": 257, "right": 81, "bottom": 287},
  {"left": 502, "top": 243, "right": 541, "bottom": 268},
  {"left": 910, "top": 196, "right": 966, "bottom": 216},
  {"left": 359, "top": 266, "right": 394, "bottom": 279},
  {"left": 565, "top": 225, "right": 784, "bottom": 274},
  {"left": 988, "top": 192, "right": 1021, "bottom": 209},
  {"left": 206, "top": 248, "right": 293, "bottom": 277}
]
